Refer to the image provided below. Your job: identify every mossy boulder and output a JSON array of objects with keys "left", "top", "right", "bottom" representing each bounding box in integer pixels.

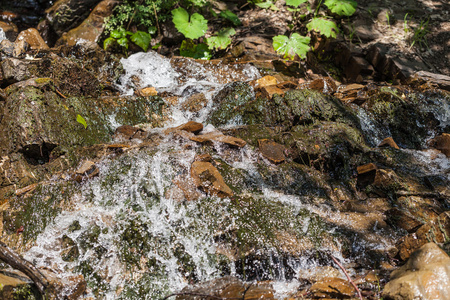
[{"left": 207, "top": 84, "right": 359, "bottom": 128}]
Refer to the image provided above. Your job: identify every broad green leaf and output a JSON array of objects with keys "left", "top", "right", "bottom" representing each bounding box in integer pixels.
[
  {"left": 76, "top": 114, "right": 87, "bottom": 129},
  {"left": 206, "top": 28, "right": 236, "bottom": 50},
  {"left": 306, "top": 18, "right": 338, "bottom": 38},
  {"left": 286, "top": 0, "right": 308, "bottom": 7},
  {"left": 272, "top": 33, "right": 310, "bottom": 60},
  {"left": 172, "top": 8, "right": 208, "bottom": 40},
  {"left": 324, "top": 0, "right": 357, "bottom": 16},
  {"left": 110, "top": 29, "right": 126, "bottom": 39},
  {"left": 180, "top": 39, "right": 212, "bottom": 60},
  {"left": 103, "top": 37, "right": 116, "bottom": 50},
  {"left": 255, "top": 1, "right": 273, "bottom": 8},
  {"left": 117, "top": 37, "right": 129, "bottom": 49},
  {"left": 219, "top": 10, "right": 242, "bottom": 26},
  {"left": 130, "top": 31, "right": 151, "bottom": 52}
]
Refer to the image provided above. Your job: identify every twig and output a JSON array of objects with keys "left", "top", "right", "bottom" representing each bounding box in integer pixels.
[
  {"left": 330, "top": 255, "right": 364, "bottom": 300},
  {"left": 55, "top": 88, "right": 66, "bottom": 98}
]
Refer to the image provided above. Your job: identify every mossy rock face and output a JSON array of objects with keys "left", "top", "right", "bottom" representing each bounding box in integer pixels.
[
  {"left": 208, "top": 84, "right": 359, "bottom": 128},
  {"left": 362, "top": 87, "right": 449, "bottom": 148},
  {"left": 0, "top": 84, "right": 167, "bottom": 161}
]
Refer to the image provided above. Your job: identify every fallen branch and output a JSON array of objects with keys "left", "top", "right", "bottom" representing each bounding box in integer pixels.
[
  {"left": 330, "top": 255, "right": 364, "bottom": 300},
  {"left": 0, "top": 241, "right": 49, "bottom": 295}
]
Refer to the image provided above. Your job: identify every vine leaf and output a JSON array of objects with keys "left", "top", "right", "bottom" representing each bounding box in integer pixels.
[
  {"left": 103, "top": 37, "right": 116, "bottom": 50},
  {"left": 206, "top": 28, "right": 236, "bottom": 50},
  {"left": 306, "top": 18, "right": 339, "bottom": 38},
  {"left": 324, "top": 0, "right": 357, "bottom": 16},
  {"left": 172, "top": 8, "right": 208, "bottom": 39},
  {"left": 219, "top": 10, "right": 242, "bottom": 26},
  {"left": 180, "top": 39, "right": 212, "bottom": 60},
  {"left": 76, "top": 114, "right": 87, "bottom": 129},
  {"left": 130, "top": 31, "right": 151, "bottom": 52},
  {"left": 285, "top": 0, "right": 308, "bottom": 7},
  {"left": 272, "top": 33, "right": 310, "bottom": 60}
]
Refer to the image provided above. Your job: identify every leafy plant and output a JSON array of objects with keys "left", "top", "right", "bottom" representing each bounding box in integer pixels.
[
  {"left": 180, "top": 39, "right": 212, "bottom": 59},
  {"left": 219, "top": 10, "right": 242, "bottom": 26},
  {"left": 273, "top": 33, "right": 311, "bottom": 59},
  {"left": 206, "top": 28, "right": 236, "bottom": 50},
  {"left": 324, "top": 0, "right": 357, "bottom": 16},
  {"left": 103, "top": 28, "right": 153, "bottom": 52},
  {"left": 172, "top": 7, "right": 208, "bottom": 39},
  {"left": 306, "top": 17, "right": 339, "bottom": 38},
  {"left": 410, "top": 18, "right": 429, "bottom": 49}
]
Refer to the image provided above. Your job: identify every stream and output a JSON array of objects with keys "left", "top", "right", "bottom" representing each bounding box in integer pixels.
[{"left": 1, "top": 50, "right": 448, "bottom": 299}]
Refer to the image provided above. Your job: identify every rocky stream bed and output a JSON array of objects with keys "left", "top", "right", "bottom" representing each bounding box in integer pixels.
[{"left": 0, "top": 0, "right": 450, "bottom": 300}]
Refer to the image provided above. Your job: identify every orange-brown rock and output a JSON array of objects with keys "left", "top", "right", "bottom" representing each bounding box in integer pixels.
[
  {"left": 249, "top": 75, "right": 278, "bottom": 88},
  {"left": 258, "top": 139, "right": 285, "bottom": 164},
  {"left": 173, "top": 175, "right": 201, "bottom": 201},
  {"left": 428, "top": 133, "right": 450, "bottom": 157},
  {"left": 386, "top": 208, "right": 423, "bottom": 233},
  {"left": 397, "top": 212, "right": 450, "bottom": 261},
  {"left": 382, "top": 243, "right": 450, "bottom": 300},
  {"left": 378, "top": 137, "right": 400, "bottom": 149},
  {"left": 167, "top": 121, "right": 203, "bottom": 134},
  {"left": 73, "top": 160, "right": 99, "bottom": 182},
  {"left": 190, "top": 131, "right": 246, "bottom": 148},
  {"left": 15, "top": 28, "right": 49, "bottom": 51},
  {"left": 136, "top": 87, "right": 157, "bottom": 97},
  {"left": 357, "top": 163, "right": 377, "bottom": 186},
  {"left": 259, "top": 85, "right": 285, "bottom": 99},
  {"left": 114, "top": 125, "right": 146, "bottom": 140},
  {"left": 310, "top": 277, "right": 355, "bottom": 298},
  {"left": 56, "top": 0, "right": 118, "bottom": 47},
  {"left": 190, "top": 161, "right": 233, "bottom": 198}
]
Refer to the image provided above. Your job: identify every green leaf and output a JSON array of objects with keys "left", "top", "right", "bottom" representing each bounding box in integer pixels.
[
  {"left": 306, "top": 18, "right": 339, "bottom": 38},
  {"left": 110, "top": 29, "right": 125, "bottom": 39},
  {"left": 103, "top": 37, "right": 116, "bottom": 50},
  {"left": 285, "top": 0, "right": 308, "bottom": 7},
  {"left": 272, "top": 33, "right": 310, "bottom": 60},
  {"left": 206, "top": 28, "right": 236, "bottom": 50},
  {"left": 324, "top": 0, "right": 357, "bottom": 16},
  {"left": 76, "top": 114, "right": 87, "bottom": 129},
  {"left": 180, "top": 39, "right": 212, "bottom": 60},
  {"left": 117, "top": 37, "right": 129, "bottom": 49},
  {"left": 255, "top": 1, "right": 273, "bottom": 8},
  {"left": 130, "top": 31, "right": 151, "bottom": 52},
  {"left": 172, "top": 8, "right": 208, "bottom": 40},
  {"left": 219, "top": 10, "right": 242, "bottom": 26}
]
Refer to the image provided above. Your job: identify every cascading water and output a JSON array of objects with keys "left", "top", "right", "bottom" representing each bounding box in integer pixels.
[{"left": 21, "top": 52, "right": 449, "bottom": 299}]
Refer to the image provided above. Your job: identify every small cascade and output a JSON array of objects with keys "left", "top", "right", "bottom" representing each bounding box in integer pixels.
[{"left": 17, "top": 51, "right": 449, "bottom": 299}]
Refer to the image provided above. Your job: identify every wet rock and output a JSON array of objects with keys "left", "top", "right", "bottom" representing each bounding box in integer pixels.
[
  {"left": 382, "top": 243, "right": 450, "bottom": 300},
  {"left": 378, "top": 137, "right": 400, "bottom": 149},
  {"left": 60, "top": 234, "right": 79, "bottom": 261},
  {"left": 0, "top": 21, "right": 19, "bottom": 42},
  {"left": 258, "top": 139, "right": 285, "bottom": 164},
  {"left": 190, "top": 131, "right": 247, "bottom": 148},
  {"left": 357, "top": 163, "right": 378, "bottom": 186},
  {"left": 176, "top": 276, "right": 275, "bottom": 300},
  {"left": 428, "top": 133, "right": 450, "bottom": 157},
  {"left": 0, "top": 39, "right": 14, "bottom": 57},
  {"left": 73, "top": 160, "right": 99, "bottom": 182},
  {"left": 386, "top": 208, "right": 423, "bottom": 233},
  {"left": 258, "top": 85, "right": 285, "bottom": 99},
  {"left": 165, "top": 121, "right": 203, "bottom": 135},
  {"left": 41, "top": 269, "right": 87, "bottom": 300},
  {"left": 190, "top": 161, "right": 233, "bottom": 198},
  {"left": 15, "top": 28, "right": 49, "bottom": 51},
  {"left": 181, "top": 93, "right": 208, "bottom": 112},
  {"left": 0, "top": 273, "right": 37, "bottom": 300},
  {"left": 298, "top": 266, "right": 345, "bottom": 283},
  {"left": 412, "top": 71, "right": 450, "bottom": 91},
  {"left": 310, "top": 277, "right": 355, "bottom": 298},
  {"left": 397, "top": 212, "right": 450, "bottom": 261},
  {"left": 56, "top": 0, "right": 118, "bottom": 47},
  {"left": 173, "top": 175, "right": 202, "bottom": 202},
  {"left": 1, "top": 58, "right": 33, "bottom": 82},
  {"left": 46, "top": 0, "right": 103, "bottom": 36},
  {"left": 136, "top": 87, "right": 157, "bottom": 97},
  {"left": 208, "top": 83, "right": 358, "bottom": 128},
  {"left": 114, "top": 125, "right": 147, "bottom": 140},
  {"left": 298, "top": 77, "right": 338, "bottom": 94},
  {"left": 334, "top": 83, "right": 366, "bottom": 104},
  {"left": 249, "top": 75, "right": 278, "bottom": 88}
]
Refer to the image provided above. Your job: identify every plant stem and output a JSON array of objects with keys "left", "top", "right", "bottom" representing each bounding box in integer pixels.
[{"left": 330, "top": 255, "right": 364, "bottom": 300}]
